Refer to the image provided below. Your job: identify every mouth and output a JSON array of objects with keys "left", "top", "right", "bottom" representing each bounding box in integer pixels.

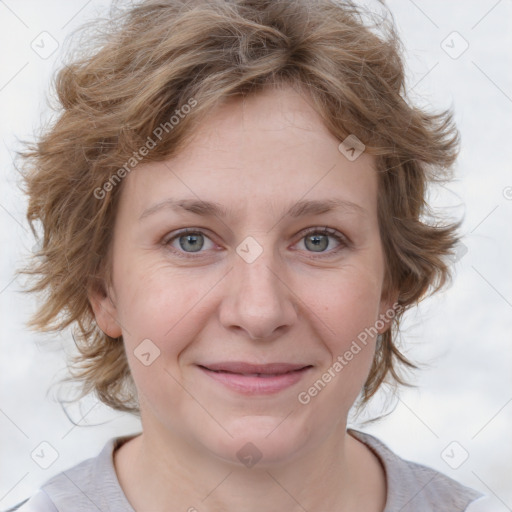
[{"left": 197, "top": 362, "right": 313, "bottom": 395}]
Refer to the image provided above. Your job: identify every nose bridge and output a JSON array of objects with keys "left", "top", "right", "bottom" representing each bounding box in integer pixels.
[
  {"left": 238, "top": 247, "right": 280, "bottom": 302},
  {"left": 219, "top": 239, "right": 298, "bottom": 339}
]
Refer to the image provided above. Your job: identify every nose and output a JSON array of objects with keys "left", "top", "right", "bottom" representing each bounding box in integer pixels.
[{"left": 218, "top": 249, "right": 298, "bottom": 340}]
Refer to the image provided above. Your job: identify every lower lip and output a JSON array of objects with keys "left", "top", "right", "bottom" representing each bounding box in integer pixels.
[{"left": 198, "top": 366, "right": 311, "bottom": 395}]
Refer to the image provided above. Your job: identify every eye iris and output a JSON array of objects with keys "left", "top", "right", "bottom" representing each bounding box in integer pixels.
[
  {"left": 174, "top": 231, "right": 335, "bottom": 254},
  {"left": 179, "top": 233, "right": 204, "bottom": 252},
  {"left": 305, "top": 233, "right": 328, "bottom": 252}
]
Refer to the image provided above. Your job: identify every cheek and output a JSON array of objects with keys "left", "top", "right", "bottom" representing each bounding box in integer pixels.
[
  {"left": 112, "top": 263, "right": 212, "bottom": 414},
  {"left": 313, "top": 265, "right": 383, "bottom": 342},
  {"left": 303, "top": 267, "right": 383, "bottom": 393},
  {"left": 113, "top": 260, "right": 219, "bottom": 353}
]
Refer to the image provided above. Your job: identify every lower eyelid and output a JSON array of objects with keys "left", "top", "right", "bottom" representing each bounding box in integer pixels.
[
  {"left": 295, "top": 233, "right": 347, "bottom": 254},
  {"left": 165, "top": 231, "right": 216, "bottom": 252},
  {"left": 164, "top": 228, "right": 348, "bottom": 256}
]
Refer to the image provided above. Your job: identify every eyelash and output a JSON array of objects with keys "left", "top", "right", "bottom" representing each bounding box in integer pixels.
[{"left": 163, "top": 227, "right": 349, "bottom": 260}]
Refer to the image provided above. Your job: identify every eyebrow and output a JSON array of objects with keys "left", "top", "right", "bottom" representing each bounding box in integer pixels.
[{"left": 138, "top": 197, "right": 367, "bottom": 221}]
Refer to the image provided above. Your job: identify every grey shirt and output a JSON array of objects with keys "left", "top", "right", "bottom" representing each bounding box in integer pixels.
[{"left": 9, "top": 429, "right": 485, "bottom": 512}]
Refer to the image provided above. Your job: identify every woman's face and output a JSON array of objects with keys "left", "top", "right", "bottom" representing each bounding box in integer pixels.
[{"left": 91, "top": 84, "right": 397, "bottom": 465}]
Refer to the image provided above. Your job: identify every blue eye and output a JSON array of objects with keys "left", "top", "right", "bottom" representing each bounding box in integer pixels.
[
  {"left": 165, "top": 229, "right": 216, "bottom": 256},
  {"left": 298, "top": 227, "right": 347, "bottom": 255},
  {"left": 164, "top": 227, "right": 348, "bottom": 259},
  {"left": 177, "top": 232, "right": 205, "bottom": 252}
]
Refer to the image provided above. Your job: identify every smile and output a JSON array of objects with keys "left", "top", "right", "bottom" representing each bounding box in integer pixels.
[{"left": 197, "top": 362, "right": 313, "bottom": 395}]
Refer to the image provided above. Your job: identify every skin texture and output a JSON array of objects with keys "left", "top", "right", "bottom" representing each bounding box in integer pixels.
[{"left": 89, "top": 84, "right": 395, "bottom": 511}]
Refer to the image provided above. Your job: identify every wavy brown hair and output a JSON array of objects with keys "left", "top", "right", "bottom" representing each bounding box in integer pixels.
[{"left": 17, "top": 0, "right": 462, "bottom": 413}]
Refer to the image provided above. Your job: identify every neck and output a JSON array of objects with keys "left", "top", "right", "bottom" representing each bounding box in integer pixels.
[{"left": 114, "top": 423, "right": 386, "bottom": 512}]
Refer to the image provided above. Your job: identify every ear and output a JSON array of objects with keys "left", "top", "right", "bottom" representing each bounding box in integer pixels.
[
  {"left": 377, "top": 287, "right": 400, "bottom": 335},
  {"left": 88, "top": 280, "right": 122, "bottom": 338}
]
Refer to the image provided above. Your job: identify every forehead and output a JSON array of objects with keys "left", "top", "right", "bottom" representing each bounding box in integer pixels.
[{"left": 119, "top": 84, "right": 378, "bottom": 222}]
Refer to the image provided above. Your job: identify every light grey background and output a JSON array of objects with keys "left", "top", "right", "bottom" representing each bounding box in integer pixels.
[{"left": 1, "top": 0, "right": 511, "bottom": 510}]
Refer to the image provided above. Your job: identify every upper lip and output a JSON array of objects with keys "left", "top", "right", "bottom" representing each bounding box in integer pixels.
[{"left": 198, "top": 362, "right": 312, "bottom": 375}]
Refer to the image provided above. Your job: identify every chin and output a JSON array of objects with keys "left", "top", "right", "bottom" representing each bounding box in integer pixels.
[{"left": 200, "top": 415, "right": 313, "bottom": 468}]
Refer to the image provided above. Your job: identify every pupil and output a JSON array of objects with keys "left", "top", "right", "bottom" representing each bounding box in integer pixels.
[
  {"left": 179, "top": 234, "right": 203, "bottom": 252},
  {"left": 306, "top": 234, "right": 328, "bottom": 252},
  {"left": 177, "top": 233, "right": 329, "bottom": 253}
]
